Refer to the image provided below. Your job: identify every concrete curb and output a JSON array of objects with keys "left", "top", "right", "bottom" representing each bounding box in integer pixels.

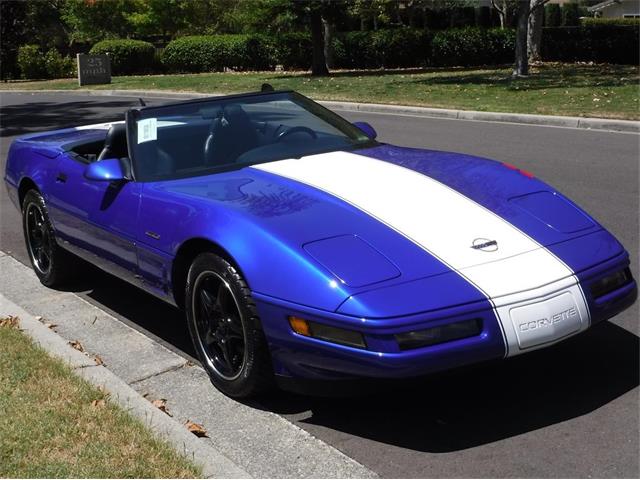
[
  {"left": 0, "top": 253, "right": 376, "bottom": 478},
  {"left": 0, "top": 293, "right": 251, "bottom": 479},
  {"left": 3, "top": 88, "right": 638, "bottom": 133}
]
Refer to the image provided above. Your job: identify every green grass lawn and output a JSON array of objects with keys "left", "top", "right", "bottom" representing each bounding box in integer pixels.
[
  {"left": 0, "top": 317, "right": 201, "bottom": 478},
  {"left": 3, "top": 63, "right": 639, "bottom": 120}
]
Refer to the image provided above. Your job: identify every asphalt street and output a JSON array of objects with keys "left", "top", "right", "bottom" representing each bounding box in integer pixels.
[{"left": 1, "top": 91, "right": 638, "bottom": 478}]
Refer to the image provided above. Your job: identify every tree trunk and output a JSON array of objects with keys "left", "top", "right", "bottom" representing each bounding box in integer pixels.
[
  {"left": 513, "top": 0, "right": 530, "bottom": 77},
  {"left": 528, "top": 0, "right": 543, "bottom": 62},
  {"left": 322, "top": 16, "right": 334, "bottom": 69},
  {"left": 310, "top": 9, "right": 328, "bottom": 76}
]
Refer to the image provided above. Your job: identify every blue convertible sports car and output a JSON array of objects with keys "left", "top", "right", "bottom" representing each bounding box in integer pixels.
[{"left": 5, "top": 90, "right": 637, "bottom": 397}]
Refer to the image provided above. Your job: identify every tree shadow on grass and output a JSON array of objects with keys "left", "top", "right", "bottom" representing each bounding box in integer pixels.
[
  {"left": 408, "top": 65, "right": 637, "bottom": 91},
  {"left": 269, "top": 65, "right": 513, "bottom": 80}
]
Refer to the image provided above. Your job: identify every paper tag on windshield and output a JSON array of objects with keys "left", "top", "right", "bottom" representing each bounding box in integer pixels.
[{"left": 137, "top": 118, "right": 157, "bottom": 144}]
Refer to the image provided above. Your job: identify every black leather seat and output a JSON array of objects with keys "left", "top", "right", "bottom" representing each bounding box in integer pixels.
[
  {"left": 203, "top": 105, "right": 259, "bottom": 167},
  {"left": 97, "top": 124, "right": 128, "bottom": 161}
]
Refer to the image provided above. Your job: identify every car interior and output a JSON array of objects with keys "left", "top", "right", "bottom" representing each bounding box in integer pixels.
[{"left": 65, "top": 95, "right": 369, "bottom": 182}]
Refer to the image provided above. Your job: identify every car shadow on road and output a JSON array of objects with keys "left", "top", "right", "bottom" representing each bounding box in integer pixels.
[
  {"left": 257, "top": 320, "right": 639, "bottom": 453},
  {"left": 50, "top": 257, "right": 639, "bottom": 454}
]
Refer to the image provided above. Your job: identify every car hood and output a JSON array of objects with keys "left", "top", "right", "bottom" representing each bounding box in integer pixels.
[{"left": 154, "top": 144, "right": 615, "bottom": 316}]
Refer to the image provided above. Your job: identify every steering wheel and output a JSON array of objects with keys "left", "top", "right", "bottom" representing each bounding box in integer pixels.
[{"left": 276, "top": 126, "right": 317, "bottom": 142}]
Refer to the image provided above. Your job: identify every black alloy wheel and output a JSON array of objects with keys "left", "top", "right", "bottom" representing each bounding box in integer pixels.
[
  {"left": 193, "top": 270, "right": 246, "bottom": 380},
  {"left": 185, "top": 252, "right": 274, "bottom": 398},
  {"left": 22, "top": 189, "right": 76, "bottom": 287}
]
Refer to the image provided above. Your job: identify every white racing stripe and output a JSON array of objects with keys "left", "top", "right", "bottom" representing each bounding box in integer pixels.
[{"left": 253, "top": 151, "right": 591, "bottom": 355}]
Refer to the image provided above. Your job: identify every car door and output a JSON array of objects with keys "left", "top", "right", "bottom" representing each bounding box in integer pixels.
[{"left": 47, "top": 138, "right": 142, "bottom": 284}]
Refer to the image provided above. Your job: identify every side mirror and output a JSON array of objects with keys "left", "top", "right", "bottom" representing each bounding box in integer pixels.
[
  {"left": 84, "top": 158, "right": 127, "bottom": 182},
  {"left": 353, "top": 121, "right": 377, "bottom": 140}
]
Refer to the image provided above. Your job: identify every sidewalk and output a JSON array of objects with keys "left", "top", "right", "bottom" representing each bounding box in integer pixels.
[
  {"left": 0, "top": 252, "right": 375, "bottom": 479},
  {"left": 4, "top": 88, "right": 639, "bottom": 133}
]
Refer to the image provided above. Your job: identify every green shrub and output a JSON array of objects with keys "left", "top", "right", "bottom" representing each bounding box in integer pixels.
[
  {"left": 337, "top": 28, "right": 431, "bottom": 69},
  {"left": 17, "top": 45, "right": 74, "bottom": 79},
  {"left": 545, "top": 4, "right": 562, "bottom": 27},
  {"left": 271, "top": 32, "right": 312, "bottom": 69},
  {"left": 542, "top": 26, "right": 639, "bottom": 65},
  {"left": 561, "top": 3, "right": 581, "bottom": 26},
  {"left": 17, "top": 45, "right": 48, "bottom": 79},
  {"left": 432, "top": 27, "right": 515, "bottom": 67},
  {"left": 44, "top": 49, "right": 76, "bottom": 78},
  {"left": 581, "top": 17, "right": 640, "bottom": 26},
  {"left": 162, "top": 35, "right": 272, "bottom": 73},
  {"left": 90, "top": 39, "right": 155, "bottom": 75}
]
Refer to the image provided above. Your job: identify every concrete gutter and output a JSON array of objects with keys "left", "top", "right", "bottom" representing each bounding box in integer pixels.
[
  {"left": 3, "top": 88, "right": 638, "bottom": 133},
  {"left": 0, "top": 290, "right": 250, "bottom": 478}
]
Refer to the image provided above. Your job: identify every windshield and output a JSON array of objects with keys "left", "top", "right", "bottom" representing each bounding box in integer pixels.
[{"left": 127, "top": 91, "right": 374, "bottom": 181}]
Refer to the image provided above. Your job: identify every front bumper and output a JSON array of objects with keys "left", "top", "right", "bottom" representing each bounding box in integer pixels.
[{"left": 255, "top": 253, "right": 636, "bottom": 382}]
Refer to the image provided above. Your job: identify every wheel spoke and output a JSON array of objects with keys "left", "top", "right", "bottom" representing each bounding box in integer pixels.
[
  {"left": 204, "top": 330, "right": 216, "bottom": 346},
  {"left": 194, "top": 271, "right": 247, "bottom": 380},
  {"left": 226, "top": 314, "right": 243, "bottom": 335},
  {"left": 216, "top": 282, "right": 232, "bottom": 313},
  {"left": 218, "top": 339, "right": 233, "bottom": 371}
]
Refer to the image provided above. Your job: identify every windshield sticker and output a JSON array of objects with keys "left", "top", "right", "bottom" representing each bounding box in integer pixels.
[{"left": 137, "top": 118, "right": 157, "bottom": 144}]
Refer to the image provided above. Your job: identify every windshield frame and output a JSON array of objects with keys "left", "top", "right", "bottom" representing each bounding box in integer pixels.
[{"left": 125, "top": 90, "right": 378, "bottom": 183}]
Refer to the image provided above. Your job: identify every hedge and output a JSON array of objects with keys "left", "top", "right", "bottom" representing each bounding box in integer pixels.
[
  {"left": 17, "top": 45, "right": 75, "bottom": 79},
  {"left": 541, "top": 25, "right": 639, "bottom": 65},
  {"left": 581, "top": 17, "right": 640, "bottom": 26},
  {"left": 336, "top": 29, "right": 432, "bottom": 69},
  {"left": 271, "top": 32, "right": 313, "bottom": 69},
  {"left": 90, "top": 39, "right": 156, "bottom": 75},
  {"left": 545, "top": 4, "right": 562, "bottom": 27},
  {"left": 162, "top": 35, "right": 272, "bottom": 72},
  {"left": 432, "top": 27, "right": 515, "bottom": 67},
  {"left": 90, "top": 24, "right": 637, "bottom": 77}
]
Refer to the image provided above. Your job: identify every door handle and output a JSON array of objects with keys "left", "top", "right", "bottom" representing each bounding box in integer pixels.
[{"left": 56, "top": 173, "right": 67, "bottom": 183}]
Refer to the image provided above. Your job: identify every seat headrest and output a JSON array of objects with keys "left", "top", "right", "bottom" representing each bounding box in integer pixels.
[
  {"left": 97, "top": 123, "right": 128, "bottom": 162},
  {"left": 105, "top": 123, "right": 127, "bottom": 149}
]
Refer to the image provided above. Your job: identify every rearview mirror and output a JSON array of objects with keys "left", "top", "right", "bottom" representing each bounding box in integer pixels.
[
  {"left": 353, "top": 121, "right": 377, "bottom": 140},
  {"left": 84, "top": 158, "right": 127, "bottom": 182}
]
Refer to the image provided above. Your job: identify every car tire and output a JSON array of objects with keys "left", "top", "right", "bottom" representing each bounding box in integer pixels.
[
  {"left": 22, "top": 189, "right": 77, "bottom": 288},
  {"left": 185, "top": 252, "right": 274, "bottom": 398}
]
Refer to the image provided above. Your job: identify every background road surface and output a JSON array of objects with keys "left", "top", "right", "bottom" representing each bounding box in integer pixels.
[{"left": 1, "top": 91, "right": 638, "bottom": 478}]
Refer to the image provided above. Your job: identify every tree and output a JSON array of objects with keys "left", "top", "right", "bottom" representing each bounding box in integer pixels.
[
  {"left": 309, "top": 4, "right": 329, "bottom": 75},
  {"left": 0, "top": 0, "right": 28, "bottom": 79},
  {"left": 513, "top": 0, "right": 550, "bottom": 77},
  {"left": 61, "top": 0, "right": 139, "bottom": 43},
  {"left": 491, "top": 0, "right": 511, "bottom": 29},
  {"left": 527, "top": 0, "right": 543, "bottom": 62},
  {"left": 127, "top": 0, "right": 190, "bottom": 40}
]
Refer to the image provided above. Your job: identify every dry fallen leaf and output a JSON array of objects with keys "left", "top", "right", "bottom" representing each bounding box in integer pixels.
[
  {"left": 0, "top": 316, "right": 19, "bottom": 328},
  {"left": 94, "top": 355, "right": 104, "bottom": 366},
  {"left": 91, "top": 399, "right": 106, "bottom": 408},
  {"left": 69, "top": 340, "right": 84, "bottom": 352},
  {"left": 44, "top": 322, "right": 57, "bottom": 329},
  {"left": 151, "top": 398, "right": 173, "bottom": 417},
  {"left": 185, "top": 420, "right": 208, "bottom": 438},
  {"left": 34, "top": 315, "right": 43, "bottom": 321}
]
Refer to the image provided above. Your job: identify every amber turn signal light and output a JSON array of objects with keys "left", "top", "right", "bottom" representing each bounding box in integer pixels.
[{"left": 288, "top": 316, "right": 311, "bottom": 336}]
